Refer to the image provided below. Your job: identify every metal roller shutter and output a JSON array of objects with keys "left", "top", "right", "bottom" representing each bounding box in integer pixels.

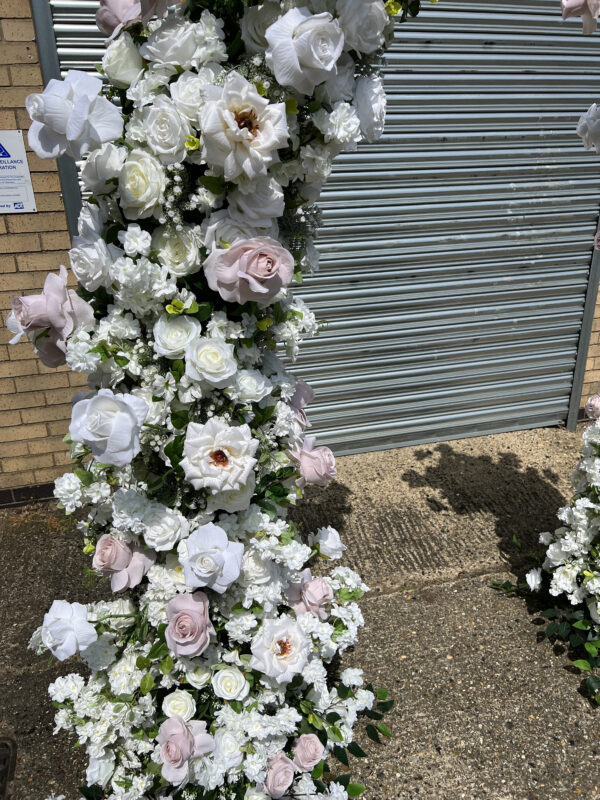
[{"left": 43, "top": 0, "right": 600, "bottom": 455}]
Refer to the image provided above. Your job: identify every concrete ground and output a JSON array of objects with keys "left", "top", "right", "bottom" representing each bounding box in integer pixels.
[{"left": 1, "top": 424, "right": 598, "bottom": 800}]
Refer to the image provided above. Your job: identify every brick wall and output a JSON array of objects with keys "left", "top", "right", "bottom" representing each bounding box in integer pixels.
[
  {"left": 581, "top": 285, "right": 600, "bottom": 409},
  {"left": 0, "top": 0, "right": 84, "bottom": 501}
]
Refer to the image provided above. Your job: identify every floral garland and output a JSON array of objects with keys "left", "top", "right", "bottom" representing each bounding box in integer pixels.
[{"left": 8, "top": 1, "right": 412, "bottom": 798}]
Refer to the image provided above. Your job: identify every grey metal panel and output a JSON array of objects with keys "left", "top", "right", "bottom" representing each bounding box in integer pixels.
[{"left": 45, "top": 0, "right": 600, "bottom": 455}]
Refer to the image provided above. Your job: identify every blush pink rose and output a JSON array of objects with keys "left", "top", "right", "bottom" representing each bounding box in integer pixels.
[
  {"left": 291, "top": 436, "right": 337, "bottom": 488},
  {"left": 96, "top": 0, "right": 169, "bottom": 38},
  {"left": 157, "top": 715, "right": 214, "bottom": 786},
  {"left": 92, "top": 534, "right": 155, "bottom": 592},
  {"left": 290, "top": 380, "right": 314, "bottom": 428},
  {"left": 285, "top": 568, "right": 333, "bottom": 620},
  {"left": 203, "top": 237, "right": 294, "bottom": 306},
  {"left": 585, "top": 394, "right": 600, "bottom": 419},
  {"left": 562, "top": 0, "right": 600, "bottom": 34},
  {"left": 165, "top": 592, "right": 215, "bottom": 657},
  {"left": 8, "top": 266, "right": 94, "bottom": 368},
  {"left": 263, "top": 751, "right": 295, "bottom": 799},
  {"left": 292, "top": 733, "right": 324, "bottom": 772}
]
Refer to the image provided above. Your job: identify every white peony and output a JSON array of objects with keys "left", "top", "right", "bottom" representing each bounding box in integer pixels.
[
  {"left": 153, "top": 314, "right": 202, "bottom": 359},
  {"left": 102, "top": 32, "right": 144, "bottom": 88},
  {"left": 177, "top": 523, "right": 244, "bottom": 593},
  {"left": 200, "top": 71, "right": 289, "bottom": 182},
  {"left": 118, "top": 223, "right": 152, "bottom": 257},
  {"left": 163, "top": 690, "right": 196, "bottom": 722},
  {"left": 152, "top": 225, "right": 202, "bottom": 276},
  {"left": 228, "top": 177, "right": 285, "bottom": 230},
  {"left": 26, "top": 70, "right": 123, "bottom": 159},
  {"left": 109, "top": 255, "right": 176, "bottom": 318},
  {"left": 211, "top": 665, "right": 249, "bottom": 700},
  {"left": 239, "top": 548, "right": 279, "bottom": 587},
  {"left": 170, "top": 65, "right": 224, "bottom": 123},
  {"left": 69, "top": 388, "right": 148, "bottom": 467},
  {"left": 181, "top": 418, "right": 258, "bottom": 493},
  {"left": 142, "top": 95, "right": 191, "bottom": 164},
  {"left": 41, "top": 600, "right": 97, "bottom": 661},
  {"left": 336, "top": 0, "right": 389, "bottom": 54},
  {"left": 118, "top": 148, "right": 166, "bottom": 219},
  {"left": 264, "top": 8, "right": 345, "bottom": 96},
  {"left": 142, "top": 502, "right": 190, "bottom": 551},
  {"left": 214, "top": 728, "right": 244, "bottom": 769},
  {"left": 185, "top": 337, "right": 237, "bottom": 388},
  {"left": 80, "top": 142, "right": 127, "bottom": 194},
  {"left": 354, "top": 75, "right": 387, "bottom": 142},
  {"left": 249, "top": 616, "right": 310, "bottom": 684},
  {"left": 313, "top": 101, "right": 362, "bottom": 151}
]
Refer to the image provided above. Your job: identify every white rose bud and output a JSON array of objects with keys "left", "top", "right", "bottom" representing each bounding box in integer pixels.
[
  {"left": 152, "top": 225, "right": 202, "bottom": 277},
  {"left": 102, "top": 32, "right": 144, "bottom": 88},
  {"left": 211, "top": 666, "right": 250, "bottom": 700},
  {"left": 336, "top": 0, "right": 389, "bottom": 54},
  {"left": 185, "top": 662, "right": 212, "bottom": 689},
  {"left": 162, "top": 690, "right": 196, "bottom": 722},
  {"left": 153, "top": 314, "right": 202, "bottom": 359},
  {"left": 184, "top": 337, "right": 237, "bottom": 388},
  {"left": 118, "top": 148, "right": 166, "bottom": 220},
  {"left": 81, "top": 142, "right": 127, "bottom": 194}
]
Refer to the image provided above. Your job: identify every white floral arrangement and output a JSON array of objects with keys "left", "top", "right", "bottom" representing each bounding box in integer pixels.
[{"left": 8, "top": 1, "right": 409, "bottom": 798}]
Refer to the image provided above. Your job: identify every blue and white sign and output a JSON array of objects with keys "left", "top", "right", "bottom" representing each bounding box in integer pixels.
[{"left": 0, "top": 130, "right": 36, "bottom": 214}]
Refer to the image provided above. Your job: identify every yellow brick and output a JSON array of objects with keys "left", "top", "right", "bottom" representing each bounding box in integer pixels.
[
  {"left": 1, "top": 18, "right": 35, "bottom": 41},
  {"left": 27, "top": 436, "right": 67, "bottom": 455},
  {"left": 0, "top": 232, "right": 41, "bottom": 255},
  {"left": 0, "top": 255, "right": 16, "bottom": 273},
  {"left": 16, "top": 251, "right": 69, "bottom": 271},
  {"left": 41, "top": 231, "right": 72, "bottom": 250},
  {"left": 0, "top": 0, "right": 33, "bottom": 16},
  {"left": 0, "top": 410, "right": 21, "bottom": 427},
  {"left": 26, "top": 153, "right": 60, "bottom": 172},
  {"left": 0, "top": 66, "right": 9, "bottom": 85},
  {"left": 2, "top": 452, "right": 55, "bottom": 473},
  {"left": 0, "top": 110, "right": 16, "bottom": 128},
  {"left": 0, "top": 41, "right": 36, "bottom": 64},
  {"left": 53, "top": 450, "right": 72, "bottom": 466},
  {"left": 0, "top": 390, "right": 44, "bottom": 411},
  {"left": 48, "top": 420, "right": 69, "bottom": 436},
  {"left": 34, "top": 465, "right": 67, "bottom": 483},
  {"left": 0, "top": 378, "right": 15, "bottom": 395},
  {"left": 8, "top": 342, "right": 34, "bottom": 359},
  {"left": 37, "top": 361, "right": 69, "bottom": 375},
  {"left": 0, "top": 86, "right": 32, "bottom": 107},
  {"left": 21, "top": 403, "right": 70, "bottom": 424},
  {"left": 0, "top": 440, "right": 28, "bottom": 458},
  {"left": 0, "top": 470, "right": 35, "bottom": 489},
  {"left": 1, "top": 270, "right": 50, "bottom": 291},
  {"left": 45, "top": 387, "right": 76, "bottom": 406},
  {"left": 0, "top": 360, "right": 37, "bottom": 378},
  {"left": 8, "top": 64, "right": 42, "bottom": 85},
  {"left": 7, "top": 212, "right": 68, "bottom": 234},
  {"left": 0, "top": 422, "right": 46, "bottom": 442},
  {"left": 0, "top": 218, "right": 6, "bottom": 234},
  {"left": 15, "top": 373, "right": 69, "bottom": 392},
  {"left": 69, "top": 372, "right": 89, "bottom": 387},
  {"left": 35, "top": 194, "right": 66, "bottom": 213},
  {"left": 31, "top": 173, "right": 61, "bottom": 193},
  {"left": 15, "top": 107, "right": 32, "bottom": 129}
]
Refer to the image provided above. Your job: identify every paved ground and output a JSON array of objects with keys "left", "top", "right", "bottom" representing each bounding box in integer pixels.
[{"left": 2, "top": 424, "right": 598, "bottom": 800}]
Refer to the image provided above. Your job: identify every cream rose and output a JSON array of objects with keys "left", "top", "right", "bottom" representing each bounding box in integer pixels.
[
  {"left": 143, "top": 95, "right": 191, "bottom": 165},
  {"left": 118, "top": 148, "right": 166, "bottom": 219},
  {"left": 152, "top": 225, "right": 202, "bottom": 277},
  {"left": 153, "top": 314, "right": 202, "bottom": 359},
  {"left": 211, "top": 666, "right": 249, "bottom": 700},
  {"left": 336, "top": 0, "right": 389, "bottom": 54},
  {"left": 184, "top": 337, "right": 237, "bottom": 388},
  {"left": 81, "top": 142, "right": 127, "bottom": 194},
  {"left": 162, "top": 690, "right": 196, "bottom": 722},
  {"left": 102, "top": 32, "right": 144, "bottom": 88}
]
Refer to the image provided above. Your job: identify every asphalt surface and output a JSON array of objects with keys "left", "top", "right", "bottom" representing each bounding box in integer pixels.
[{"left": 1, "top": 424, "right": 597, "bottom": 800}]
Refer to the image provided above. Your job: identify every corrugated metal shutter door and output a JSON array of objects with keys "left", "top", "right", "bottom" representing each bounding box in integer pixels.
[{"left": 48, "top": 1, "right": 600, "bottom": 455}]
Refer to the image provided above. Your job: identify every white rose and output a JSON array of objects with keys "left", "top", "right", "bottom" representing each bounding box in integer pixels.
[
  {"left": 577, "top": 103, "right": 600, "bottom": 153},
  {"left": 142, "top": 502, "right": 190, "bottom": 551},
  {"left": 162, "top": 690, "right": 196, "bottom": 722},
  {"left": 315, "top": 52, "right": 355, "bottom": 105},
  {"left": 41, "top": 600, "right": 97, "bottom": 661},
  {"left": 140, "top": 15, "right": 199, "bottom": 68},
  {"left": 69, "top": 388, "right": 148, "bottom": 467},
  {"left": 310, "top": 526, "right": 346, "bottom": 559},
  {"left": 211, "top": 666, "right": 249, "bottom": 700},
  {"left": 526, "top": 568, "right": 542, "bottom": 592},
  {"left": 178, "top": 523, "right": 244, "bottom": 593},
  {"left": 143, "top": 95, "right": 191, "bottom": 164},
  {"left": 229, "top": 369, "right": 273, "bottom": 404},
  {"left": 200, "top": 71, "right": 289, "bottom": 182},
  {"left": 214, "top": 728, "right": 244, "bottom": 769},
  {"left": 118, "top": 148, "right": 166, "bottom": 219},
  {"left": 336, "top": 0, "right": 389, "bottom": 54},
  {"left": 228, "top": 177, "right": 284, "bottom": 230},
  {"left": 206, "top": 476, "right": 256, "bottom": 514},
  {"left": 201, "top": 209, "right": 267, "bottom": 251},
  {"left": 241, "top": 1, "right": 282, "bottom": 53},
  {"left": 69, "top": 232, "right": 120, "bottom": 292},
  {"left": 185, "top": 337, "right": 237, "bottom": 388},
  {"left": 245, "top": 789, "right": 269, "bottom": 800},
  {"left": 264, "top": 8, "right": 345, "bottom": 96},
  {"left": 118, "top": 223, "right": 152, "bottom": 257},
  {"left": 170, "top": 65, "right": 224, "bottom": 123},
  {"left": 250, "top": 616, "right": 310, "bottom": 684},
  {"left": 181, "top": 417, "right": 258, "bottom": 493},
  {"left": 153, "top": 314, "right": 202, "bottom": 359},
  {"left": 81, "top": 142, "right": 127, "bottom": 194},
  {"left": 86, "top": 751, "right": 115, "bottom": 788},
  {"left": 192, "top": 9, "right": 228, "bottom": 65},
  {"left": 354, "top": 75, "right": 387, "bottom": 142},
  {"left": 152, "top": 225, "right": 202, "bottom": 276},
  {"left": 185, "top": 661, "right": 212, "bottom": 688},
  {"left": 26, "top": 69, "right": 123, "bottom": 160},
  {"left": 102, "top": 32, "right": 144, "bottom": 88}
]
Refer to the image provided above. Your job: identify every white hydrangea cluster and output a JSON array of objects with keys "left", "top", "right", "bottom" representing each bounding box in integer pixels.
[{"left": 14, "top": 0, "right": 403, "bottom": 797}]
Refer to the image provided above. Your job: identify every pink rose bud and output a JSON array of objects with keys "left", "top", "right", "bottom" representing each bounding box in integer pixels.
[
  {"left": 562, "top": 0, "right": 600, "bottom": 34},
  {"left": 96, "top": 0, "right": 140, "bottom": 36},
  {"left": 292, "top": 733, "right": 325, "bottom": 772},
  {"left": 203, "top": 237, "right": 294, "bottom": 306},
  {"left": 290, "top": 380, "right": 315, "bottom": 410},
  {"left": 585, "top": 393, "right": 600, "bottom": 419},
  {"left": 157, "top": 716, "right": 214, "bottom": 786},
  {"left": 92, "top": 534, "right": 155, "bottom": 592},
  {"left": 264, "top": 751, "right": 295, "bottom": 799},
  {"left": 165, "top": 591, "right": 215, "bottom": 658},
  {"left": 293, "top": 436, "right": 337, "bottom": 488},
  {"left": 286, "top": 568, "right": 333, "bottom": 620}
]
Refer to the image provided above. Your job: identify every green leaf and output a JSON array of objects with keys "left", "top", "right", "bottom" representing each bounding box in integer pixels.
[
  {"left": 585, "top": 642, "right": 598, "bottom": 656},
  {"left": 308, "top": 713, "right": 323, "bottom": 730},
  {"left": 136, "top": 656, "right": 151, "bottom": 670},
  {"left": 192, "top": 302, "right": 213, "bottom": 322},
  {"left": 377, "top": 723, "right": 393, "bottom": 739},
  {"left": 332, "top": 746, "right": 349, "bottom": 767},
  {"left": 337, "top": 683, "right": 351, "bottom": 699},
  {"left": 558, "top": 621, "right": 571, "bottom": 639},
  {"left": 586, "top": 675, "right": 600, "bottom": 692},
  {"left": 573, "top": 619, "right": 593, "bottom": 630},
  {"left": 376, "top": 688, "right": 389, "bottom": 701},
  {"left": 170, "top": 359, "right": 185, "bottom": 381},
  {"left": 164, "top": 436, "right": 184, "bottom": 468},
  {"left": 573, "top": 659, "right": 592, "bottom": 671},
  {"left": 311, "top": 760, "right": 325, "bottom": 779},
  {"left": 229, "top": 700, "right": 243, "bottom": 714},
  {"left": 545, "top": 622, "right": 559, "bottom": 638},
  {"left": 347, "top": 741, "right": 368, "bottom": 758},
  {"left": 335, "top": 774, "right": 351, "bottom": 788},
  {"left": 113, "top": 354, "right": 129, "bottom": 367},
  {"left": 327, "top": 725, "right": 344, "bottom": 743},
  {"left": 365, "top": 709, "right": 384, "bottom": 721},
  {"left": 148, "top": 640, "right": 169, "bottom": 660},
  {"left": 160, "top": 655, "right": 174, "bottom": 675},
  {"left": 79, "top": 787, "right": 103, "bottom": 800},
  {"left": 140, "top": 673, "right": 155, "bottom": 695},
  {"left": 73, "top": 467, "right": 95, "bottom": 487},
  {"left": 285, "top": 97, "right": 299, "bottom": 115},
  {"left": 366, "top": 724, "right": 380, "bottom": 743},
  {"left": 171, "top": 409, "right": 189, "bottom": 430},
  {"left": 540, "top": 608, "right": 560, "bottom": 619},
  {"left": 199, "top": 174, "right": 226, "bottom": 195},
  {"left": 325, "top": 712, "right": 341, "bottom": 724},
  {"left": 347, "top": 785, "right": 366, "bottom": 798},
  {"left": 377, "top": 699, "right": 394, "bottom": 713}
]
